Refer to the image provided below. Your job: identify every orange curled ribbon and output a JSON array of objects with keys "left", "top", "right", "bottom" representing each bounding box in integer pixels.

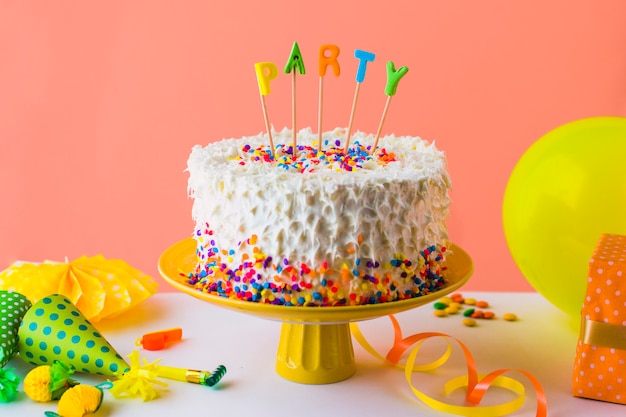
[{"left": 350, "top": 315, "right": 547, "bottom": 417}]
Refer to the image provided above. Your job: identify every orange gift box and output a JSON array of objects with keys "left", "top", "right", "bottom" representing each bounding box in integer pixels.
[{"left": 573, "top": 233, "right": 626, "bottom": 404}]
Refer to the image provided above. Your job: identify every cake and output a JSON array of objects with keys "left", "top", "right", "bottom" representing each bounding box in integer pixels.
[{"left": 185, "top": 127, "right": 452, "bottom": 306}]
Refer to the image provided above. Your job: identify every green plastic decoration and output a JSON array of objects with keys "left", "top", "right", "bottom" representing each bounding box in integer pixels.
[
  {"left": 384, "top": 61, "right": 409, "bottom": 96},
  {"left": 284, "top": 41, "right": 306, "bottom": 75}
]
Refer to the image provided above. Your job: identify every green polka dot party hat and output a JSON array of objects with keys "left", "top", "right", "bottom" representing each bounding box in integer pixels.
[
  {"left": 18, "top": 294, "right": 129, "bottom": 377},
  {"left": 0, "top": 290, "right": 32, "bottom": 368}
]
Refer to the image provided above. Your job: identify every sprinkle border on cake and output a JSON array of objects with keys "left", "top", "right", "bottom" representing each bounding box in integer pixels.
[{"left": 184, "top": 225, "right": 447, "bottom": 307}]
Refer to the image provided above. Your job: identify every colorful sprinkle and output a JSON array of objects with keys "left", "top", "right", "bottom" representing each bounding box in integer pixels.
[
  {"left": 229, "top": 142, "right": 396, "bottom": 173},
  {"left": 188, "top": 223, "right": 447, "bottom": 307}
]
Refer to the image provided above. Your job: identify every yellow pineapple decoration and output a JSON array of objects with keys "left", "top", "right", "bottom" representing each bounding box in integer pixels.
[
  {"left": 55, "top": 385, "right": 104, "bottom": 417},
  {"left": 24, "top": 361, "right": 78, "bottom": 402}
]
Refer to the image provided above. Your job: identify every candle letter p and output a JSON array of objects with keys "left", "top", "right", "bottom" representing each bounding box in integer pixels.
[{"left": 255, "top": 62, "right": 279, "bottom": 96}]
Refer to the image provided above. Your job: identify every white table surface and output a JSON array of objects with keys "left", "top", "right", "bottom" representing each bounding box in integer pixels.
[{"left": 3, "top": 291, "right": 624, "bottom": 416}]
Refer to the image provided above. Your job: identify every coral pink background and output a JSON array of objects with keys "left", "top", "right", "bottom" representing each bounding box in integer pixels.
[{"left": 2, "top": 1, "right": 626, "bottom": 293}]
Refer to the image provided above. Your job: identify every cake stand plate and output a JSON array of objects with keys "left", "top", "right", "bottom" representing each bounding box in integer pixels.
[{"left": 158, "top": 238, "right": 473, "bottom": 384}]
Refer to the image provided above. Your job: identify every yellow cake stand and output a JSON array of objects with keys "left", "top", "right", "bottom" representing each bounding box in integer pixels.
[{"left": 158, "top": 238, "right": 473, "bottom": 384}]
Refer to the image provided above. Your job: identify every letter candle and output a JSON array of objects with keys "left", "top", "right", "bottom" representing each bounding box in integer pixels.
[
  {"left": 284, "top": 41, "right": 306, "bottom": 159},
  {"left": 344, "top": 49, "right": 376, "bottom": 153},
  {"left": 317, "top": 44, "right": 341, "bottom": 152},
  {"left": 255, "top": 45, "right": 407, "bottom": 158},
  {"left": 370, "top": 62, "right": 409, "bottom": 154},
  {"left": 254, "top": 62, "right": 279, "bottom": 155}
]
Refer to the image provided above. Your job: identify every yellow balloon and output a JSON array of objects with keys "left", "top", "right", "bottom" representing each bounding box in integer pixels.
[{"left": 503, "top": 117, "right": 626, "bottom": 317}]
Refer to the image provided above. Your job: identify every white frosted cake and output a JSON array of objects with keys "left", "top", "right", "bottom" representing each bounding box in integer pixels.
[{"left": 186, "top": 127, "right": 451, "bottom": 306}]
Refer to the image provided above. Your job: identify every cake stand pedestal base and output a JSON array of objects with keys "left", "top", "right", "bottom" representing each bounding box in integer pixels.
[{"left": 276, "top": 322, "right": 356, "bottom": 384}]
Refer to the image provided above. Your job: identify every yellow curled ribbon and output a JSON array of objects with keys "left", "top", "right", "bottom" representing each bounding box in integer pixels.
[{"left": 350, "top": 315, "right": 547, "bottom": 417}]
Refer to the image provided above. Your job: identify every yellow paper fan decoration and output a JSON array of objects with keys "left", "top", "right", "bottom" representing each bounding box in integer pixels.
[{"left": 0, "top": 256, "right": 158, "bottom": 322}]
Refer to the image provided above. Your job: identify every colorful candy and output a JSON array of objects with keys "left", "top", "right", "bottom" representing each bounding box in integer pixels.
[
  {"left": 433, "top": 293, "right": 518, "bottom": 326},
  {"left": 483, "top": 311, "right": 495, "bottom": 320},
  {"left": 438, "top": 296, "right": 452, "bottom": 305},
  {"left": 503, "top": 313, "right": 518, "bottom": 322},
  {"left": 463, "top": 297, "right": 477, "bottom": 306},
  {"left": 433, "top": 302, "right": 448, "bottom": 310},
  {"left": 450, "top": 293, "right": 464, "bottom": 304},
  {"left": 471, "top": 310, "right": 484, "bottom": 319},
  {"left": 445, "top": 305, "right": 461, "bottom": 315},
  {"left": 462, "top": 318, "right": 477, "bottom": 327}
]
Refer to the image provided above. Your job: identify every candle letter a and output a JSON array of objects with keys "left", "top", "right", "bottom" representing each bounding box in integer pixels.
[
  {"left": 284, "top": 41, "right": 306, "bottom": 75},
  {"left": 255, "top": 62, "right": 278, "bottom": 96}
]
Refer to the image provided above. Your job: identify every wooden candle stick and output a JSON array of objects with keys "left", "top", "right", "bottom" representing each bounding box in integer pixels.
[
  {"left": 317, "top": 44, "right": 341, "bottom": 152},
  {"left": 371, "top": 62, "right": 409, "bottom": 154},
  {"left": 344, "top": 49, "right": 375, "bottom": 153},
  {"left": 284, "top": 41, "right": 306, "bottom": 159},
  {"left": 254, "top": 62, "right": 279, "bottom": 155}
]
